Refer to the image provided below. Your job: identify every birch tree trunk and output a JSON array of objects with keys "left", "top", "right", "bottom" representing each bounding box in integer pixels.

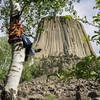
[{"left": 1, "top": 0, "right": 25, "bottom": 100}]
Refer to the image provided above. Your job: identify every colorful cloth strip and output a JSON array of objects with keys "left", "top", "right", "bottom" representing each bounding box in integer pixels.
[{"left": 8, "top": 22, "right": 23, "bottom": 43}]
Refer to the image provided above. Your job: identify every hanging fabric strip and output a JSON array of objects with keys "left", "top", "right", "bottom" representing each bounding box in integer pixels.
[{"left": 8, "top": 22, "right": 23, "bottom": 43}]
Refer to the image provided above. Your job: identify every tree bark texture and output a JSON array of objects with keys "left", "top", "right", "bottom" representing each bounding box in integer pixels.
[
  {"left": 1, "top": 42, "right": 25, "bottom": 100},
  {"left": 1, "top": 1, "right": 25, "bottom": 100},
  {"left": 34, "top": 16, "right": 95, "bottom": 58}
]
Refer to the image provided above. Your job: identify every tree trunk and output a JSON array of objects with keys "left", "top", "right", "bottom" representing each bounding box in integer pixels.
[
  {"left": 34, "top": 16, "right": 95, "bottom": 58},
  {"left": 1, "top": 1, "right": 25, "bottom": 100}
]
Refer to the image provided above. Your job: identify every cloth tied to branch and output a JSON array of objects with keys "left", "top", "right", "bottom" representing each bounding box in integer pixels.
[{"left": 8, "top": 22, "right": 23, "bottom": 43}]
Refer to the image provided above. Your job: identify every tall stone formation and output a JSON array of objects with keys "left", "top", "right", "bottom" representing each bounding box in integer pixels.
[{"left": 34, "top": 16, "right": 94, "bottom": 58}]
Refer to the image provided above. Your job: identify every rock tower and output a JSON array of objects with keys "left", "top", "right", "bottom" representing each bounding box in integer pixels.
[{"left": 34, "top": 16, "right": 94, "bottom": 58}]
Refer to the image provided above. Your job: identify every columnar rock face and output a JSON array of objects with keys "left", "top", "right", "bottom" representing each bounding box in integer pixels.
[{"left": 34, "top": 16, "right": 94, "bottom": 58}]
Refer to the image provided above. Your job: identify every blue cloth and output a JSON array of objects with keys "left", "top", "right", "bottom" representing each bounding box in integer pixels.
[
  {"left": 22, "top": 35, "right": 35, "bottom": 55},
  {"left": 22, "top": 35, "right": 32, "bottom": 46},
  {"left": 30, "top": 49, "right": 35, "bottom": 55}
]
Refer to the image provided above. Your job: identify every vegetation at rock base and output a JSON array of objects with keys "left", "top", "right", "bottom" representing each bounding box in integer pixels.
[
  {"left": 20, "top": 52, "right": 80, "bottom": 82},
  {"left": 20, "top": 57, "right": 41, "bottom": 82},
  {"left": 0, "top": 38, "right": 100, "bottom": 86},
  {"left": 45, "top": 94, "right": 59, "bottom": 100},
  {"left": 59, "top": 55, "right": 100, "bottom": 83}
]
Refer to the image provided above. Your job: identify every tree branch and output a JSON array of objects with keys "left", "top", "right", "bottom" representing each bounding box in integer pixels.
[
  {"left": 10, "top": 0, "right": 21, "bottom": 24},
  {"left": 78, "top": 18, "right": 100, "bottom": 28}
]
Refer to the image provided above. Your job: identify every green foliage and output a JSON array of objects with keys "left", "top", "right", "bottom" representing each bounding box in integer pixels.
[
  {"left": 60, "top": 17, "right": 66, "bottom": 24},
  {"left": 35, "top": 53, "right": 100, "bottom": 85},
  {"left": 64, "top": 15, "right": 72, "bottom": 19},
  {"left": 37, "top": 23, "right": 44, "bottom": 34},
  {"left": 20, "top": 54, "right": 100, "bottom": 85},
  {"left": 0, "top": 38, "right": 99, "bottom": 86},
  {"left": 45, "top": 94, "right": 59, "bottom": 100},
  {"left": 0, "top": 0, "right": 10, "bottom": 32},
  {"left": 0, "top": 37, "right": 11, "bottom": 68},
  {"left": 0, "top": 0, "right": 79, "bottom": 36},
  {"left": 59, "top": 55, "right": 100, "bottom": 84},
  {"left": 39, "top": 54, "right": 67, "bottom": 75},
  {"left": 60, "top": 15, "right": 72, "bottom": 24},
  {"left": 83, "top": 35, "right": 91, "bottom": 41},
  {"left": 21, "top": 61, "right": 33, "bottom": 82},
  {"left": 20, "top": 53, "right": 79, "bottom": 82},
  {"left": 92, "top": 0, "right": 100, "bottom": 44},
  {"left": 76, "top": 0, "right": 100, "bottom": 44},
  {"left": 19, "top": 53, "right": 68, "bottom": 83},
  {"left": 37, "top": 53, "right": 80, "bottom": 81},
  {"left": 0, "top": 37, "right": 11, "bottom": 81},
  {"left": 0, "top": 67, "right": 8, "bottom": 82},
  {"left": 20, "top": 57, "right": 41, "bottom": 82}
]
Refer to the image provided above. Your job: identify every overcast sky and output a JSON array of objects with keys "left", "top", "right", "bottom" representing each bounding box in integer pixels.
[
  {"left": 0, "top": 0, "right": 99, "bottom": 56},
  {"left": 74, "top": 0, "right": 100, "bottom": 56}
]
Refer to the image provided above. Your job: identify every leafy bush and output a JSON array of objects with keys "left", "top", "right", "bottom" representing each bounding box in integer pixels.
[
  {"left": 20, "top": 57, "right": 41, "bottom": 82},
  {"left": 32, "top": 54, "right": 100, "bottom": 85},
  {"left": 34, "top": 53, "right": 80, "bottom": 80},
  {"left": 0, "top": 37, "right": 11, "bottom": 68},
  {"left": 0, "top": 37, "right": 11, "bottom": 82},
  {"left": 20, "top": 53, "right": 79, "bottom": 82},
  {"left": 0, "top": 67, "right": 8, "bottom": 82},
  {"left": 59, "top": 55, "right": 100, "bottom": 84}
]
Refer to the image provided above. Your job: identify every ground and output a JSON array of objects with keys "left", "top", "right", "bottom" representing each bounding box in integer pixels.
[{"left": 17, "top": 75, "right": 100, "bottom": 100}]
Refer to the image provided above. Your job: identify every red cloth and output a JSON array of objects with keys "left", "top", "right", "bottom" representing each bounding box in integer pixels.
[{"left": 8, "top": 22, "right": 23, "bottom": 43}]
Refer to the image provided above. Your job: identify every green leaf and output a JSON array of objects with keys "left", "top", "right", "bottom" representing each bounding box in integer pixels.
[
  {"left": 83, "top": 36, "right": 87, "bottom": 40},
  {"left": 90, "top": 71, "right": 97, "bottom": 76},
  {"left": 64, "top": 15, "right": 72, "bottom": 19}
]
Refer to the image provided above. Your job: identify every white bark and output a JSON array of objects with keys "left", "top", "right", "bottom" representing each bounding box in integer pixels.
[
  {"left": 1, "top": 0, "right": 25, "bottom": 100},
  {"left": 4, "top": 42, "right": 25, "bottom": 99},
  {"left": 3, "top": 44, "right": 25, "bottom": 99},
  {"left": 12, "top": 1, "right": 21, "bottom": 17}
]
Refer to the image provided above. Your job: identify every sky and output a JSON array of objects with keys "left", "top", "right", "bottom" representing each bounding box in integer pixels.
[
  {"left": 74, "top": 0, "right": 100, "bottom": 56},
  {"left": 0, "top": 0, "right": 100, "bottom": 56}
]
